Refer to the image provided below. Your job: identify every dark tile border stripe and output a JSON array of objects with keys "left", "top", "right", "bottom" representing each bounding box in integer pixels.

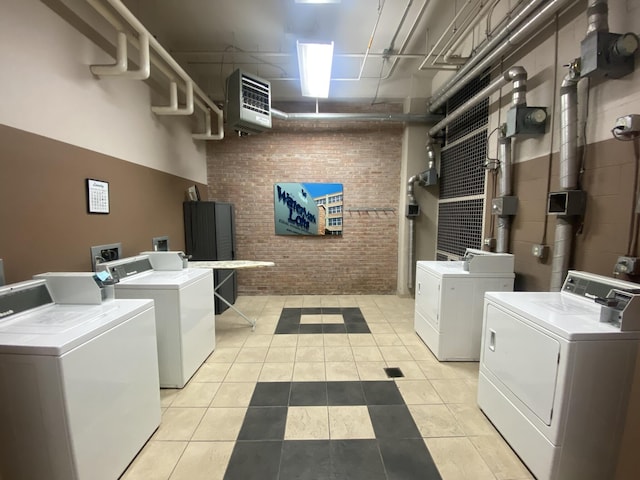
[{"left": 275, "top": 307, "right": 371, "bottom": 334}]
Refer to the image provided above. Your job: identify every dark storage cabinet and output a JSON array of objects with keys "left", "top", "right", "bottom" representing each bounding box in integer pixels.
[{"left": 183, "top": 201, "right": 237, "bottom": 314}]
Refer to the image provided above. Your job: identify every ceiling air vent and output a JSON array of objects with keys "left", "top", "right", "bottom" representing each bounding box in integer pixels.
[{"left": 226, "top": 69, "right": 272, "bottom": 135}]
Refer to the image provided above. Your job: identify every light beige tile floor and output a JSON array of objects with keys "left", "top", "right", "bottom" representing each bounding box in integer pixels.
[{"left": 122, "top": 295, "right": 533, "bottom": 480}]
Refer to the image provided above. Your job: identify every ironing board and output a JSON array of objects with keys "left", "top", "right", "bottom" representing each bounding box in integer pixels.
[{"left": 188, "top": 260, "right": 275, "bottom": 330}]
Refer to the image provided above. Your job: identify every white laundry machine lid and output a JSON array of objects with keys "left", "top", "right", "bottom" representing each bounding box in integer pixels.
[
  {"left": 485, "top": 291, "right": 640, "bottom": 340},
  {"left": 417, "top": 261, "right": 514, "bottom": 278},
  {"left": 0, "top": 298, "right": 154, "bottom": 355},
  {"left": 115, "top": 268, "right": 211, "bottom": 290}
]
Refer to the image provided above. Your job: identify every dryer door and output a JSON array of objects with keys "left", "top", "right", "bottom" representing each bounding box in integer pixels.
[{"left": 482, "top": 302, "right": 560, "bottom": 425}]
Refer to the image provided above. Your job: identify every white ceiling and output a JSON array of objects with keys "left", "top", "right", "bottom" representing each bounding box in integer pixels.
[{"left": 120, "top": 0, "right": 464, "bottom": 104}]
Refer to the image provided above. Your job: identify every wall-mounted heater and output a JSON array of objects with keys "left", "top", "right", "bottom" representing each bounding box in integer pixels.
[{"left": 226, "top": 69, "right": 272, "bottom": 135}]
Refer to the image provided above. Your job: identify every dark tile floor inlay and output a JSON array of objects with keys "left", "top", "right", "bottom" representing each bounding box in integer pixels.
[
  {"left": 224, "top": 379, "right": 443, "bottom": 480},
  {"left": 274, "top": 307, "right": 371, "bottom": 335}
]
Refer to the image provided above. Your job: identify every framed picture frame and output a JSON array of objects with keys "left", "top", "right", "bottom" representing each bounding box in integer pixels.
[{"left": 86, "top": 178, "right": 110, "bottom": 214}]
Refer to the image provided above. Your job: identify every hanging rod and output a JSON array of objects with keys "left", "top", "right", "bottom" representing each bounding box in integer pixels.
[{"left": 344, "top": 207, "right": 396, "bottom": 213}]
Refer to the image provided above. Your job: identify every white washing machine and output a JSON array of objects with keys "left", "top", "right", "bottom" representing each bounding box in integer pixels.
[
  {"left": 414, "top": 249, "right": 514, "bottom": 361},
  {"left": 98, "top": 253, "right": 215, "bottom": 388},
  {"left": 478, "top": 271, "right": 640, "bottom": 480},
  {"left": 0, "top": 275, "right": 160, "bottom": 480}
]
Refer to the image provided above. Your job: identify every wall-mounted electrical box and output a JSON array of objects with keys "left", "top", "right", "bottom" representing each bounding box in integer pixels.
[
  {"left": 492, "top": 196, "right": 518, "bottom": 216},
  {"left": 406, "top": 204, "right": 420, "bottom": 217},
  {"left": 152, "top": 236, "right": 170, "bottom": 252},
  {"left": 547, "top": 190, "right": 587, "bottom": 216},
  {"left": 581, "top": 31, "right": 638, "bottom": 80},
  {"left": 226, "top": 69, "right": 272, "bottom": 135},
  {"left": 531, "top": 244, "right": 548, "bottom": 259},
  {"left": 90, "top": 242, "right": 122, "bottom": 271},
  {"left": 505, "top": 106, "right": 547, "bottom": 137}
]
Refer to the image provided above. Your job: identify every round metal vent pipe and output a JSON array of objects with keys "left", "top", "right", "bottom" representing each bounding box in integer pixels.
[{"left": 550, "top": 72, "right": 580, "bottom": 291}]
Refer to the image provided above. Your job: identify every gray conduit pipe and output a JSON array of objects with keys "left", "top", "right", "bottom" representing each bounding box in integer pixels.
[
  {"left": 496, "top": 132, "right": 512, "bottom": 253},
  {"left": 550, "top": 72, "right": 580, "bottom": 291}
]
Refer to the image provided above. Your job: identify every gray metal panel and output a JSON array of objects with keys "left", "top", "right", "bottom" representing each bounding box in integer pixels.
[{"left": 0, "top": 259, "right": 4, "bottom": 287}]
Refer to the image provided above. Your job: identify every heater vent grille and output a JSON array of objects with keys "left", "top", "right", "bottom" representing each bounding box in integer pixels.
[
  {"left": 436, "top": 199, "right": 484, "bottom": 258},
  {"left": 226, "top": 69, "right": 272, "bottom": 134}
]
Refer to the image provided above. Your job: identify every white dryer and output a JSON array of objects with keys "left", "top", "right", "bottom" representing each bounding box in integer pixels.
[
  {"left": 0, "top": 276, "right": 160, "bottom": 480},
  {"left": 414, "top": 249, "right": 514, "bottom": 361},
  {"left": 98, "top": 253, "right": 215, "bottom": 388},
  {"left": 478, "top": 271, "right": 640, "bottom": 480}
]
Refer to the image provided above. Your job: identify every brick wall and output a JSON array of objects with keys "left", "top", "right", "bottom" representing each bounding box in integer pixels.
[{"left": 206, "top": 103, "right": 403, "bottom": 295}]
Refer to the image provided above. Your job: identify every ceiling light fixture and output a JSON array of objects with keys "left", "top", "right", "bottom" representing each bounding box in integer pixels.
[{"left": 297, "top": 41, "right": 334, "bottom": 98}]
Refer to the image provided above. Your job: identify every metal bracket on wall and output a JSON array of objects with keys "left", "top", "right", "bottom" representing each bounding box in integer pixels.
[{"left": 344, "top": 207, "right": 396, "bottom": 213}]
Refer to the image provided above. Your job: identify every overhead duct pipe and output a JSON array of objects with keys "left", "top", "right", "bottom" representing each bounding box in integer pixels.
[
  {"left": 550, "top": 68, "right": 580, "bottom": 291},
  {"left": 428, "top": 0, "right": 572, "bottom": 113},
  {"left": 270, "top": 109, "right": 442, "bottom": 123},
  {"left": 85, "top": 0, "right": 223, "bottom": 139},
  {"left": 586, "top": 0, "right": 608, "bottom": 34},
  {"left": 496, "top": 131, "right": 513, "bottom": 253}
]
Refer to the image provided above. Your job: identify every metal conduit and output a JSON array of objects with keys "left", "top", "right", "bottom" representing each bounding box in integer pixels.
[
  {"left": 496, "top": 132, "right": 512, "bottom": 253},
  {"left": 429, "top": 0, "right": 565, "bottom": 113},
  {"left": 428, "top": 66, "right": 527, "bottom": 138},
  {"left": 270, "top": 109, "right": 442, "bottom": 123}
]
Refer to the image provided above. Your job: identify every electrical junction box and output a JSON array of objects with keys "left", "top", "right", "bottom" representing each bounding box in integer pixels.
[
  {"left": 531, "top": 244, "right": 548, "bottom": 259},
  {"left": 406, "top": 204, "right": 420, "bottom": 218},
  {"left": 581, "top": 31, "right": 636, "bottom": 79},
  {"left": 492, "top": 196, "right": 518, "bottom": 216},
  {"left": 614, "top": 256, "right": 639, "bottom": 276},
  {"left": 547, "top": 190, "right": 587, "bottom": 216},
  {"left": 506, "top": 105, "right": 547, "bottom": 137}
]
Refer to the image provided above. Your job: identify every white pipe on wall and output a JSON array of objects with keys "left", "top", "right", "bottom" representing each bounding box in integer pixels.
[
  {"left": 151, "top": 81, "right": 194, "bottom": 115},
  {"left": 85, "top": 0, "right": 223, "bottom": 139},
  {"left": 90, "top": 31, "right": 150, "bottom": 79}
]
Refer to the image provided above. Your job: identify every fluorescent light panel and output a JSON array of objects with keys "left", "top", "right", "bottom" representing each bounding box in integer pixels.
[
  {"left": 295, "top": 0, "right": 341, "bottom": 4},
  {"left": 297, "top": 41, "right": 334, "bottom": 98}
]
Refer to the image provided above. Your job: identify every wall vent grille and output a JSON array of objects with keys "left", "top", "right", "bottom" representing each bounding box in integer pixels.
[
  {"left": 436, "top": 73, "right": 489, "bottom": 258},
  {"left": 436, "top": 199, "right": 484, "bottom": 258},
  {"left": 226, "top": 69, "right": 272, "bottom": 134},
  {"left": 440, "top": 130, "right": 487, "bottom": 199}
]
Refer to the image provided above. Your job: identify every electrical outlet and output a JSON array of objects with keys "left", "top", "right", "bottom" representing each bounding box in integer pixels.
[
  {"left": 614, "top": 256, "right": 639, "bottom": 276},
  {"left": 90, "top": 243, "right": 122, "bottom": 271},
  {"left": 532, "top": 244, "right": 548, "bottom": 259}
]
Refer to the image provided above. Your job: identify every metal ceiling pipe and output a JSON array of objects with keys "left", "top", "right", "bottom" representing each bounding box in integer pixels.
[
  {"left": 420, "top": 0, "right": 482, "bottom": 69},
  {"left": 428, "top": 66, "right": 527, "bottom": 137},
  {"left": 496, "top": 132, "right": 512, "bottom": 253},
  {"left": 428, "top": 0, "right": 566, "bottom": 113},
  {"left": 550, "top": 71, "right": 580, "bottom": 291},
  {"left": 586, "top": 0, "right": 609, "bottom": 34},
  {"left": 270, "top": 109, "right": 442, "bottom": 123},
  {"left": 443, "top": 0, "right": 501, "bottom": 64},
  {"left": 431, "top": 0, "right": 487, "bottom": 66}
]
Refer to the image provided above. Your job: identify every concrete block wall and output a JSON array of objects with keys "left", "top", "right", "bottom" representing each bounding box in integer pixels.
[{"left": 206, "top": 105, "right": 404, "bottom": 295}]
